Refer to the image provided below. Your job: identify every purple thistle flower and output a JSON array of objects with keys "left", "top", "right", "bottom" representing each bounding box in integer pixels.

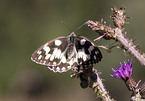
[{"left": 110, "top": 60, "right": 132, "bottom": 81}]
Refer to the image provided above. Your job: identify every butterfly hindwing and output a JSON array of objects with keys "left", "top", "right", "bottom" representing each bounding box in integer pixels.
[
  {"left": 75, "top": 36, "right": 102, "bottom": 69},
  {"left": 48, "top": 62, "right": 71, "bottom": 73}
]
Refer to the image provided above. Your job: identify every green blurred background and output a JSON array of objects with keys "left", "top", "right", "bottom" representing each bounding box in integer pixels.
[{"left": 0, "top": 0, "right": 145, "bottom": 101}]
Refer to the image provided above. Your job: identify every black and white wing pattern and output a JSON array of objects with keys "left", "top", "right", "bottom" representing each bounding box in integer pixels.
[
  {"left": 74, "top": 36, "right": 102, "bottom": 71},
  {"left": 31, "top": 36, "right": 71, "bottom": 72},
  {"left": 31, "top": 32, "right": 102, "bottom": 73}
]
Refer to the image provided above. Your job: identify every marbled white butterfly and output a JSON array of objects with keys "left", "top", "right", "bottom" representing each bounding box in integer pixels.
[{"left": 31, "top": 32, "right": 102, "bottom": 73}]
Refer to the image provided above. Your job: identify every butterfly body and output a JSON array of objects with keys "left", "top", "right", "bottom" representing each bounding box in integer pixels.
[{"left": 31, "top": 32, "right": 102, "bottom": 73}]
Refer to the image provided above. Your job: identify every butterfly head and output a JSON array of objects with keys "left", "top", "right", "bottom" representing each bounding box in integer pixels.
[{"left": 67, "top": 32, "right": 77, "bottom": 43}]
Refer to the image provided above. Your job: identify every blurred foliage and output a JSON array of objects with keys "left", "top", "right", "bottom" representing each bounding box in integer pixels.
[{"left": 0, "top": 0, "right": 145, "bottom": 101}]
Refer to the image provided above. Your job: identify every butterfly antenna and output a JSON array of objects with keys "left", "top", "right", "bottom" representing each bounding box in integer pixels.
[
  {"left": 60, "top": 20, "right": 72, "bottom": 32},
  {"left": 76, "top": 22, "right": 87, "bottom": 31}
]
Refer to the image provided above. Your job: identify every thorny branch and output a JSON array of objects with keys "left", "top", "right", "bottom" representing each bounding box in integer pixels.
[
  {"left": 86, "top": 6, "right": 145, "bottom": 66},
  {"left": 72, "top": 6, "right": 145, "bottom": 101},
  {"left": 71, "top": 67, "right": 114, "bottom": 101},
  {"left": 90, "top": 69, "right": 112, "bottom": 101}
]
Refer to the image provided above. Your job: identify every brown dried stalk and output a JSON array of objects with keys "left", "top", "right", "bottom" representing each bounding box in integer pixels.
[{"left": 86, "top": 6, "right": 145, "bottom": 66}]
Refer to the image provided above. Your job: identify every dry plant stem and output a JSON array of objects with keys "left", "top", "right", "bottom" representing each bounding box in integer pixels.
[
  {"left": 90, "top": 70, "right": 113, "bottom": 101},
  {"left": 115, "top": 28, "right": 145, "bottom": 65},
  {"left": 86, "top": 6, "right": 145, "bottom": 66},
  {"left": 86, "top": 19, "right": 145, "bottom": 66}
]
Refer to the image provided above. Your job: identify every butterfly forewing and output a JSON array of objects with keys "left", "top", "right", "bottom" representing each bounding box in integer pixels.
[{"left": 31, "top": 36, "right": 68, "bottom": 65}]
